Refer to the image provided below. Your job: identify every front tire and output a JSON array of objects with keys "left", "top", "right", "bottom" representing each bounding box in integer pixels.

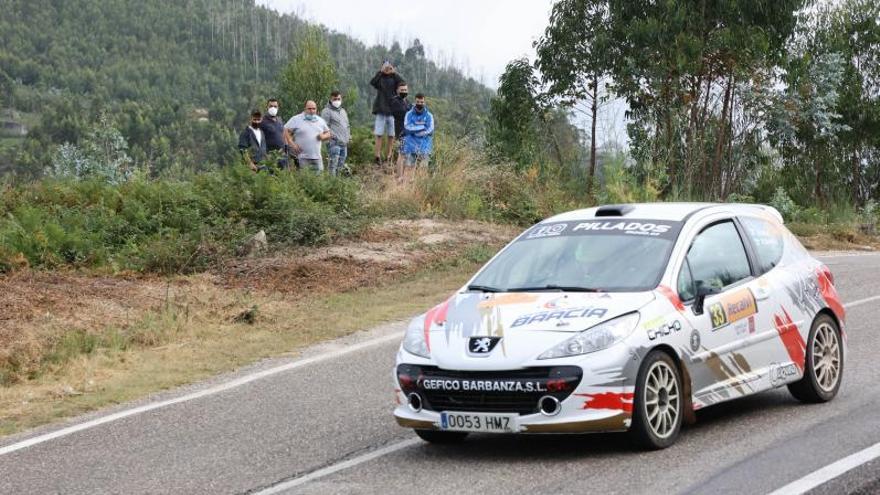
[
  {"left": 414, "top": 429, "right": 469, "bottom": 444},
  {"left": 630, "top": 351, "right": 683, "bottom": 450},
  {"left": 788, "top": 314, "right": 843, "bottom": 403}
]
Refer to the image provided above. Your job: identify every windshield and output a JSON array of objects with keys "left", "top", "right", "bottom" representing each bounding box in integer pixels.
[{"left": 469, "top": 219, "right": 682, "bottom": 292}]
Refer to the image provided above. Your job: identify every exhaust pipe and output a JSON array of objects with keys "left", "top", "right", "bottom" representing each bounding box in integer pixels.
[
  {"left": 408, "top": 393, "right": 423, "bottom": 412},
  {"left": 538, "top": 395, "right": 561, "bottom": 416}
]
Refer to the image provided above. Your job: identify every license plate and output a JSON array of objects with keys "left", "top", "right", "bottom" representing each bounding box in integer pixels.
[{"left": 440, "top": 411, "right": 518, "bottom": 433}]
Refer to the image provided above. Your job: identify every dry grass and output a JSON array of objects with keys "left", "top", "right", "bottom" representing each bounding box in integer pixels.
[
  {"left": 0, "top": 219, "right": 518, "bottom": 436},
  {"left": 789, "top": 222, "right": 880, "bottom": 251}
]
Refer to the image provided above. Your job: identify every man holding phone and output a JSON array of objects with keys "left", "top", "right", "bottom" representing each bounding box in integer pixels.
[{"left": 370, "top": 60, "right": 405, "bottom": 166}]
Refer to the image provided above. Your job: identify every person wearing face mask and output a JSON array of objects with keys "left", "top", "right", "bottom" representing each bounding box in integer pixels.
[
  {"left": 259, "top": 98, "right": 291, "bottom": 169},
  {"left": 238, "top": 110, "right": 268, "bottom": 172},
  {"left": 370, "top": 60, "right": 405, "bottom": 166},
  {"left": 320, "top": 91, "right": 351, "bottom": 176},
  {"left": 401, "top": 94, "right": 435, "bottom": 178},
  {"left": 283, "top": 100, "right": 332, "bottom": 172},
  {"left": 390, "top": 82, "right": 412, "bottom": 176}
]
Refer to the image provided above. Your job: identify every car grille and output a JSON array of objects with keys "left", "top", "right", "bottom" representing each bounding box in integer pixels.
[{"left": 397, "top": 365, "right": 582, "bottom": 415}]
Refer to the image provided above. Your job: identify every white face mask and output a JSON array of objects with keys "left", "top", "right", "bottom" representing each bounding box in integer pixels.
[
  {"left": 331, "top": 100, "right": 342, "bottom": 109},
  {"left": 267, "top": 107, "right": 278, "bottom": 117}
]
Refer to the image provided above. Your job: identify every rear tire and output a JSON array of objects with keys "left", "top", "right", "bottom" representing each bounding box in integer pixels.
[
  {"left": 414, "top": 429, "right": 469, "bottom": 444},
  {"left": 788, "top": 314, "right": 843, "bottom": 403},
  {"left": 630, "top": 350, "right": 683, "bottom": 450}
]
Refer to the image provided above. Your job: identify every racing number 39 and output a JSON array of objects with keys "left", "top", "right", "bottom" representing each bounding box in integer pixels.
[{"left": 709, "top": 303, "right": 727, "bottom": 329}]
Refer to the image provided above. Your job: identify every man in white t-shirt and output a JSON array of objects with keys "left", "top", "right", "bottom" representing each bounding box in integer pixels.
[{"left": 284, "top": 100, "right": 331, "bottom": 172}]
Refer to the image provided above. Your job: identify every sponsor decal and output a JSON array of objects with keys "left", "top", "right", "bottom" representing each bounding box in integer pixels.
[
  {"left": 571, "top": 221, "right": 672, "bottom": 237},
  {"left": 520, "top": 219, "right": 683, "bottom": 242},
  {"left": 575, "top": 392, "right": 635, "bottom": 413},
  {"left": 511, "top": 307, "right": 608, "bottom": 328},
  {"left": 774, "top": 307, "right": 806, "bottom": 372},
  {"left": 477, "top": 293, "right": 539, "bottom": 309},
  {"left": 690, "top": 329, "right": 701, "bottom": 352},
  {"left": 733, "top": 315, "right": 756, "bottom": 336},
  {"left": 769, "top": 362, "right": 799, "bottom": 387},
  {"left": 418, "top": 378, "right": 551, "bottom": 393},
  {"left": 526, "top": 223, "right": 568, "bottom": 239},
  {"left": 468, "top": 336, "right": 501, "bottom": 355},
  {"left": 543, "top": 293, "right": 610, "bottom": 309},
  {"left": 646, "top": 319, "right": 683, "bottom": 341},
  {"left": 709, "top": 288, "right": 757, "bottom": 331}
]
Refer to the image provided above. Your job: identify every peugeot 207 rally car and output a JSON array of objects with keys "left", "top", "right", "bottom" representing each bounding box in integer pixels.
[{"left": 393, "top": 203, "right": 845, "bottom": 449}]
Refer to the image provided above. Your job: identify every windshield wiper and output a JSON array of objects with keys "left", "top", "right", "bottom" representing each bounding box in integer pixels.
[
  {"left": 507, "top": 285, "right": 602, "bottom": 292},
  {"left": 466, "top": 284, "right": 505, "bottom": 293}
]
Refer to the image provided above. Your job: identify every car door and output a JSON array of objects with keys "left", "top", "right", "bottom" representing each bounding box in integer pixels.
[
  {"left": 737, "top": 215, "right": 806, "bottom": 387},
  {"left": 675, "top": 219, "right": 767, "bottom": 406}
]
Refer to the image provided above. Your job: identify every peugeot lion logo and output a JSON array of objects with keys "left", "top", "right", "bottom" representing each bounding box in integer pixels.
[{"left": 468, "top": 336, "right": 502, "bottom": 356}]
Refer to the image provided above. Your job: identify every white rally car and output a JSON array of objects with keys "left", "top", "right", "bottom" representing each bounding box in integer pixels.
[{"left": 393, "top": 203, "right": 845, "bottom": 449}]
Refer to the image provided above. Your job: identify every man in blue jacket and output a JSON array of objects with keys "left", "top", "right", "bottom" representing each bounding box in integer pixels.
[{"left": 401, "top": 93, "right": 434, "bottom": 179}]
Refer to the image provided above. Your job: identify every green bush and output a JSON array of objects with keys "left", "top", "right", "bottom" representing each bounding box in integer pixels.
[{"left": 0, "top": 167, "right": 368, "bottom": 273}]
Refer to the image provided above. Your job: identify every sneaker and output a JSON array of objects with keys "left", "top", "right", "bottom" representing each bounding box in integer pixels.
[{"left": 374, "top": 156, "right": 381, "bottom": 166}]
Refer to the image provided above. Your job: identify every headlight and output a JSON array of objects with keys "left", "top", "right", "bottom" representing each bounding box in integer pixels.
[
  {"left": 538, "top": 312, "right": 640, "bottom": 359},
  {"left": 402, "top": 317, "right": 430, "bottom": 358}
]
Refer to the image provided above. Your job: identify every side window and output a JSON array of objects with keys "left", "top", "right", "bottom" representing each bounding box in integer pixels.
[
  {"left": 685, "top": 221, "right": 752, "bottom": 291},
  {"left": 677, "top": 259, "right": 696, "bottom": 301},
  {"left": 740, "top": 216, "right": 785, "bottom": 274}
]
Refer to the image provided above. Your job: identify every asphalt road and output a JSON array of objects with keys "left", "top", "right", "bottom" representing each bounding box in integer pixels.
[{"left": 1, "top": 253, "right": 879, "bottom": 495}]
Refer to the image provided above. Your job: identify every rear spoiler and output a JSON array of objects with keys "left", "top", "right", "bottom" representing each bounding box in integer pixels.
[{"left": 748, "top": 204, "right": 785, "bottom": 224}]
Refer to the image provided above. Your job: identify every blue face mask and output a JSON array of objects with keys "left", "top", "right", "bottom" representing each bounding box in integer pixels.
[{"left": 304, "top": 114, "right": 317, "bottom": 122}]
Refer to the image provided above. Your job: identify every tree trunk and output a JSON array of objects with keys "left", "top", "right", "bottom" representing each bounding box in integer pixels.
[
  {"left": 711, "top": 74, "right": 733, "bottom": 199},
  {"left": 852, "top": 147, "right": 861, "bottom": 205},
  {"left": 587, "top": 74, "right": 598, "bottom": 196}
]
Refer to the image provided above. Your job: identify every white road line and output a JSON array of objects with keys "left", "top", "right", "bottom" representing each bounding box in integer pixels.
[
  {"left": 843, "top": 294, "right": 880, "bottom": 309},
  {"left": 766, "top": 442, "right": 880, "bottom": 495},
  {"left": 0, "top": 332, "right": 403, "bottom": 457},
  {"left": 255, "top": 439, "right": 421, "bottom": 494}
]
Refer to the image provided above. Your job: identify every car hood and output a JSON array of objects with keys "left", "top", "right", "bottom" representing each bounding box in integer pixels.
[{"left": 421, "top": 291, "right": 655, "bottom": 370}]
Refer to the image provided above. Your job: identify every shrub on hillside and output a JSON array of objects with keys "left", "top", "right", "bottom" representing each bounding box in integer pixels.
[{"left": 0, "top": 167, "right": 365, "bottom": 273}]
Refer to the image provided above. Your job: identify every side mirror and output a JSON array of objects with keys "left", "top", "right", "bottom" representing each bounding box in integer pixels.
[{"left": 693, "top": 281, "right": 718, "bottom": 316}]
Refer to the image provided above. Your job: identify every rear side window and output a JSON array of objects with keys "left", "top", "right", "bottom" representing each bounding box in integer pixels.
[
  {"left": 740, "top": 217, "right": 785, "bottom": 274},
  {"left": 680, "top": 221, "right": 752, "bottom": 293}
]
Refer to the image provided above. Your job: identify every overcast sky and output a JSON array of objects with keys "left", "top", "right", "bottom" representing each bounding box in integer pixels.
[{"left": 260, "top": 0, "right": 556, "bottom": 88}]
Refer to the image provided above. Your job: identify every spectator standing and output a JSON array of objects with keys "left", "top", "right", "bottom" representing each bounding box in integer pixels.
[
  {"left": 259, "top": 98, "right": 291, "bottom": 169},
  {"left": 370, "top": 61, "right": 405, "bottom": 166},
  {"left": 284, "top": 100, "right": 331, "bottom": 172},
  {"left": 390, "top": 82, "right": 411, "bottom": 177},
  {"left": 401, "top": 94, "right": 435, "bottom": 179},
  {"left": 238, "top": 110, "right": 268, "bottom": 172},
  {"left": 320, "top": 91, "right": 351, "bottom": 176}
]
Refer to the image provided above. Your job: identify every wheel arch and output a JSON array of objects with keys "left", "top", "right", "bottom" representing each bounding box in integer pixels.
[{"left": 646, "top": 343, "right": 697, "bottom": 425}]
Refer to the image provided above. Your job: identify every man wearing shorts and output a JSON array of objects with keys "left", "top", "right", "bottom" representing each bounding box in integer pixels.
[{"left": 370, "top": 61, "right": 405, "bottom": 165}]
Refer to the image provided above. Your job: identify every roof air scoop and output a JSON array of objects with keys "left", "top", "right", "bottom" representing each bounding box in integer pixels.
[{"left": 595, "top": 205, "right": 634, "bottom": 217}]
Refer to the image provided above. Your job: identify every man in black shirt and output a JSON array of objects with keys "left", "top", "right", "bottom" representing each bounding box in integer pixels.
[
  {"left": 239, "top": 110, "right": 268, "bottom": 172},
  {"left": 259, "top": 98, "right": 291, "bottom": 169},
  {"left": 370, "top": 61, "right": 405, "bottom": 165},
  {"left": 390, "top": 82, "right": 411, "bottom": 176}
]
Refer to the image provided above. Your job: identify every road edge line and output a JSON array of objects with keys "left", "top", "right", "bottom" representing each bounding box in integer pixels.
[
  {"left": 254, "top": 438, "right": 421, "bottom": 494},
  {"left": 0, "top": 332, "right": 402, "bottom": 456},
  {"left": 765, "top": 442, "right": 880, "bottom": 495},
  {"left": 843, "top": 294, "right": 880, "bottom": 309}
]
